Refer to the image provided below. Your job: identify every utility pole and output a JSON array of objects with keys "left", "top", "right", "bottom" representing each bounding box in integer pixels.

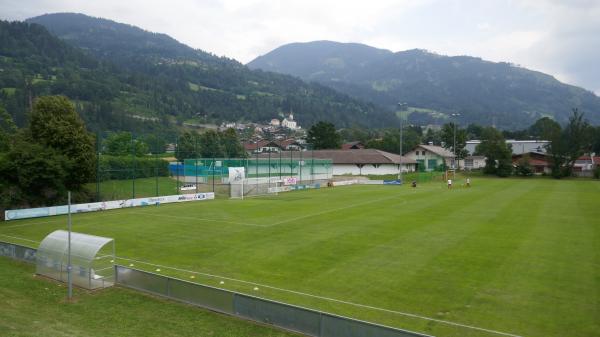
[
  {"left": 397, "top": 102, "right": 405, "bottom": 182},
  {"left": 451, "top": 113, "right": 461, "bottom": 176},
  {"left": 67, "top": 191, "right": 73, "bottom": 300}
]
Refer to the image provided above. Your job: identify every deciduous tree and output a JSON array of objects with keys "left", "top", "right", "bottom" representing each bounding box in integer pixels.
[
  {"left": 441, "top": 122, "right": 468, "bottom": 159},
  {"left": 547, "top": 109, "right": 591, "bottom": 178},
  {"left": 103, "top": 132, "right": 149, "bottom": 157},
  {"left": 199, "top": 130, "right": 224, "bottom": 158},
  {"left": 220, "top": 128, "right": 245, "bottom": 158},
  {"left": 308, "top": 121, "right": 341, "bottom": 150},
  {"left": 28, "top": 95, "right": 96, "bottom": 189},
  {"left": 476, "top": 127, "right": 512, "bottom": 177}
]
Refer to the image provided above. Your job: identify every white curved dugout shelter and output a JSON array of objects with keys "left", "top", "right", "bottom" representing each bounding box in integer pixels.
[{"left": 36, "top": 230, "right": 115, "bottom": 290}]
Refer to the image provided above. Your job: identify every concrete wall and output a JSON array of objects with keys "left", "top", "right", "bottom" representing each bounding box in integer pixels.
[
  {"left": 332, "top": 164, "right": 415, "bottom": 176},
  {"left": 460, "top": 158, "right": 486, "bottom": 169}
]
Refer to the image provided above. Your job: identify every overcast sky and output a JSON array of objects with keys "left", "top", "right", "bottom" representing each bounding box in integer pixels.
[{"left": 2, "top": 0, "right": 599, "bottom": 94}]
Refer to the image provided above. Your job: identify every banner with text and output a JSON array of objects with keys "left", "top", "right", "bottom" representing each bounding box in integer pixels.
[{"left": 5, "top": 193, "right": 215, "bottom": 221}]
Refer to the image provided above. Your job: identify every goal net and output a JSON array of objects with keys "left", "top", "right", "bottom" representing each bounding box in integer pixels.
[{"left": 230, "top": 177, "right": 283, "bottom": 199}]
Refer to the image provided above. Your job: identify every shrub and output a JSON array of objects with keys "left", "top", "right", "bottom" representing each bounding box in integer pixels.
[{"left": 515, "top": 156, "right": 533, "bottom": 176}]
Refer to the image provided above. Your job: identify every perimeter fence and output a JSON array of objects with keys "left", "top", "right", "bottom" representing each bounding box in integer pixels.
[
  {"left": 92, "top": 132, "right": 333, "bottom": 200},
  {"left": 0, "top": 240, "right": 427, "bottom": 337},
  {"left": 115, "top": 265, "right": 430, "bottom": 337},
  {"left": 0, "top": 241, "right": 36, "bottom": 263}
]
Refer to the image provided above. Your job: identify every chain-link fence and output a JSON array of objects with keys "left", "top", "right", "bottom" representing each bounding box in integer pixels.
[
  {"left": 178, "top": 155, "right": 332, "bottom": 198},
  {"left": 93, "top": 132, "right": 333, "bottom": 200}
]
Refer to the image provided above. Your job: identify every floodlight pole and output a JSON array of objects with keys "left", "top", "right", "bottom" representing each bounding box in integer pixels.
[
  {"left": 451, "top": 113, "right": 461, "bottom": 178},
  {"left": 67, "top": 191, "right": 73, "bottom": 300},
  {"left": 397, "top": 102, "right": 404, "bottom": 182}
]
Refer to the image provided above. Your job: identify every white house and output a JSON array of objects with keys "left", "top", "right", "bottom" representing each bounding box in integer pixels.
[
  {"left": 460, "top": 156, "right": 486, "bottom": 170},
  {"left": 466, "top": 140, "right": 550, "bottom": 155},
  {"left": 405, "top": 145, "right": 455, "bottom": 171},
  {"left": 281, "top": 112, "right": 299, "bottom": 130}
]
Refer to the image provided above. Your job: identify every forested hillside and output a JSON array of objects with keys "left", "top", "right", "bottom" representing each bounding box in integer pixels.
[
  {"left": 249, "top": 41, "right": 600, "bottom": 129},
  {"left": 0, "top": 14, "right": 396, "bottom": 133}
]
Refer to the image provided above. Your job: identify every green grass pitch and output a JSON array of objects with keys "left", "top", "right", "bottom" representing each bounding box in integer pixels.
[{"left": 1, "top": 177, "right": 599, "bottom": 337}]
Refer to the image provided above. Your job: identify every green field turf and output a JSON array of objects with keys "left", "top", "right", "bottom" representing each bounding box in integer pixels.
[
  {"left": 0, "top": 258, "right": 294, "bottom": 337},
  {"left": 1, "top": 178, "right": 599, "bottom": 337}
]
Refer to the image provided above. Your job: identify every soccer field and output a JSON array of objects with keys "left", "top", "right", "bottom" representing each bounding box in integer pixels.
[{"left": 1, "top": 178, "right": 599, "bottom": 337}]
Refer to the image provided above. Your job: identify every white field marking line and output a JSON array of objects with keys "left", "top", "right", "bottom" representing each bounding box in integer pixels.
[
  {"left": 128, "top": 211, "right": 266, "bottom": 227},
  {"left": 0, "top": 233, "right": 40, "bottom": 244},
  {"left": 266, "top": 192, "right": 408, "bottom": 227},
  {"left": 116, "top": 256, "right": 523, "bottom": 337}
]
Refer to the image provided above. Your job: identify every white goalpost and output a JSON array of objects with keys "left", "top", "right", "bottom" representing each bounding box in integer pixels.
[{"left": 229, "top": 167, "right": 246, "bottom": 199}]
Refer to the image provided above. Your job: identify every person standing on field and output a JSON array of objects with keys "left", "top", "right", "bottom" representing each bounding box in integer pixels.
[
  {"left": 466, "top": 178, "right": 471, "bottom": 187},
  {"left": 447, "top": 179, "right": 452, "bottom": 189}
]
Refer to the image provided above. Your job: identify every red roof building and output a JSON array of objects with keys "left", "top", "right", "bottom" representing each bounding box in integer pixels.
[{"left": 512, "top": 152, "right": 552, "bottom": 174}]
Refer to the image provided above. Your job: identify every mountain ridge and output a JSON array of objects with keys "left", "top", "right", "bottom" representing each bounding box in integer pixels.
[
  {"left": 248, "top": 40, "right": 600, "bottom": 129},
  {"left": 0, "top": 14, "right": 396, "bottom": 135}
]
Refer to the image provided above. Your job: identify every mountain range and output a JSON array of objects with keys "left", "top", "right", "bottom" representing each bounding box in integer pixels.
[
  {"left": 248, "top": 41, "right": 600, "bottom": 129},
  {"left": 0, "top": 13, "right": 393, "bottom": 137},
  {"left": 1, "top": 13, "right": 598, "bottom": 134}
]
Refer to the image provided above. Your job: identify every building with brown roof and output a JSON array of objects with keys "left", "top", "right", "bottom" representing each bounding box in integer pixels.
[
  {"left": 512, "top": 152, "right": 552, "bottom": 175},
  {"left": 573, "top": 155, "right": 600, "bottom": 177},
  {"left": 260, "top": 149, "right": 416, "bottom": 176},
  {"left": 341, "top": 141, "right": 365, "bottom": 150},
  {"left": 243, "top": 139, "right": 305, "bottom": 154}
]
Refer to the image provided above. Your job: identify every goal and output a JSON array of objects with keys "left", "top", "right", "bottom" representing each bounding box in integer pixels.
[{"left": 230, "top": 177, "right": 283, "bottom": 199}]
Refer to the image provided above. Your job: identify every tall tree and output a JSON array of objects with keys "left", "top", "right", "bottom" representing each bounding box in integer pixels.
[
  {"left": 441, "top": 122, "right": 468, "bottom": 159},
  {"left": 307, "top": 121, "right": 341, "bottom": 150},
  {"left": 528, "top": 117, "right": 561, "bottom": 140},
  {"left": 220, "top": 128, "right": 245, "bottom": 158},
  {"left": 423, "top": 128, "right": 442, "bottom": 146},
  {"left": 591, "top": 126, "right": 600, "bottom": 154},
  {"left": 476, "top": 127, "right": 512, "bottom": 177},
  {"left": 465, "top": 123, "right": 484, "bottom": 140},
  {"left": 103, "top": 131, "right": 149, "bottom": 157},
  {"left": 199, "top": 130, "right": 224, "bottom": 158},
  {"left": 0, "top": 105, "right": 17, "bottom": 152},
  {"left": 0, "top": 138, "right": 70, "bottom": 208},
  {"left": 28, "top": 96, "right": 96, "bottom": 189},
  {"left": 365, "top": 128, "right": 421, "bottom": 155},
  {"left": 175, "top": 131, "right": 200, "bottom": 162},
  {"left": 547, "top": 109, "right": 591, "bottom": 178}
]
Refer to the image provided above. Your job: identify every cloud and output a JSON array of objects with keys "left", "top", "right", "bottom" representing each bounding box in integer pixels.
[{"left": 1, "top": 0, "right": 598, "bottom": 93}]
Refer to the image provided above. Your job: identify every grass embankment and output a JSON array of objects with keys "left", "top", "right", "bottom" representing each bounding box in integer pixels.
[{"left": 0, "top": 258, "right": 295, "bottom": 337}]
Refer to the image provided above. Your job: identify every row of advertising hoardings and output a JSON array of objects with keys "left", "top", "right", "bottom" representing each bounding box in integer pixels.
[{"left": 4, "top": 193, "right": 215, "bottom": 221}]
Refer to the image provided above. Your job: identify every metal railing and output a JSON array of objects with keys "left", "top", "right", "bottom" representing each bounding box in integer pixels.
[
  {"left": 115, "top": 265, "right": 431, "bottom": 337},
  {"left": 0, "top": 241, "right": 36, "bottom": 263},
  {"left": 0, "top": 241, "right": 432, "bottom": 337}
]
